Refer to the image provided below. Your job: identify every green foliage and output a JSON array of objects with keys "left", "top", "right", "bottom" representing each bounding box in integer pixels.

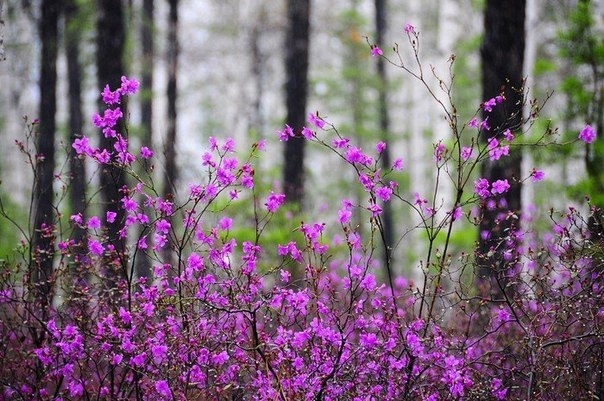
[{"left": 0, "top": 190, "right": 26, "bottom": 261}]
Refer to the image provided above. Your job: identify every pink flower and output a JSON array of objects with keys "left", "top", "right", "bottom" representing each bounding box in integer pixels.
[
  {"left": 278, "top": 124, "right": 295, "bottom": 141},
  {"left": 88, "top": 240, "right": 104, "bottom": 255},
  {"left": 140, "top": 146, "right": 153, "bottom": 159},
  {"left": 120, "top": 76, "right": 139, "bottom": 95},
  {"left": 106, "top": 211, "right": 117, "bottom": 223},
  {"left": 265, "top": 191, "right": 286, "bottom": 213},
  {"left": 308, "top": 112, "right": 325, "bottom": 129},
  {"left": 531, "top": 169, "right": 544, "bottom": 182},
  {"left": 87, "top": 216, "right": 101, "bottom": 230},
  {"left": 579, "top": 124, "right": 596, "bottom": 144},
  {"left": 371, "top": 45, "right": 383, "bottom": 57},
  {"left": 375, "top": 141, "right": 386, "bottom": 154},
  {"left": 404, "top": 23, "right": 415, "bottom": 34},
  {"left": 474, "top": 178, "right": 490, "bottom": 198},
  {"left": 154, "top": 380, "right": 171, "bottom": 399},
  {"left": 461, "top": 146, "right": 473, "bottom": 161},
  {"left": 392, "top": 158, "right": 403, "bottom": 170},
  {"left": 491, "top": 179, "right": 510, "bottom": 195},
  {"left": 301, "top": 126, "right": 313, "bottom": 140}
]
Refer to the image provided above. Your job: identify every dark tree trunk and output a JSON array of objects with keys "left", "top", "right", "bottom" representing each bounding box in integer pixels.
[
  {"left": 97, "top": 0, "right": 127, "bottom": 279},
  {"left": 477, "top": 0, "right": 526, "bottom": 294},
  {"left": 374, "top": 0, "right": 394, "bottom": 277},
  {"left": 135, "top": 0, "right": 154, "bottom": 280},
  {"left": 65, "top": 0, "right": 87, "bottom": 257},
  {"left": 161, "top": 0, "right": 178, "bottom": 265},
  {"left": 283, "top": 0, "right": 310, "bottom": 206},
  {"left": 163, "top": 0, "right": 178, "bottom": 200},
  {"left": 31, "top": 0, "right": 59, "bottom": 308},
  {"left": 0, "top": 0, "right": 5, "bottom": 61}
]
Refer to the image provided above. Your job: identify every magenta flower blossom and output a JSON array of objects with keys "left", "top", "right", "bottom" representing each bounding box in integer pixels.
[
  {"left": 278, "top": 124, "right": 295, "bottom": 141},
  {"left": 474, "top": 178, "right": 490, "bottom": 198},
  {"left": 468, "top": 117, "right": 479, "bottom": 128},
  {"left": 120, "top": 75, "right": 140, "bottom": 95},
  {"left": 531, "top": 169, "right": 544, "bottom": 182},
  {"left": 87, "top": 216, "right": 101, "bottom": 230},
  {"left": 101, "top": 84, "right": 121, "bottom": 105},
  {"left": 578, "top": 124, "right": 596, "bottom": 143},
  {"left": 503, "top": 128, "right": 514, "bottom": 141},
  {"left": 371, "top": 45, "right": 383, "bottom": 57},
  {"left": 155, "top": 380, "right": 171, "bottom": 399},
  {"left": 265, "top": 191, "right": 286, "bottom": 213},
  {"left": 88, "top": 240, "right": 104, "bottom": 256},
  {"left": 392, "top": 158, "right": 403, "bottom": 170},
  {"left": 308, "top": 112, "right": 325, "bottom": 129},
  {"left": 106, "top": 211, "right": 117, "bottom": 223},
  {"left": 72, "top": 136, "right": 92, "bottom": 156},
  {"left": 301, "top": 126, "right": 313, "bottom": 140},
  {"left": 461, "top": 146, "right": 473, "bottom": 161},
  {"left": 404, "top": 23, "right": 416, "bottom": 34},
  {"left": 491, "top": 179, "right": 510, "bottom": 195},
  {"left": 140, "top": 146, "right": 153, "bottom": 159}
]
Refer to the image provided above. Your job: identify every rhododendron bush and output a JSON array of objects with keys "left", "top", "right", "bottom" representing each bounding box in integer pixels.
[{"left": 1, "top": 27, "right": 603, "bottom": 401}]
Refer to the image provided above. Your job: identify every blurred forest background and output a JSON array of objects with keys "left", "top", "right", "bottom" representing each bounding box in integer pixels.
[{"left": 0, "top": 0, "right": 602, "bottom": 278}]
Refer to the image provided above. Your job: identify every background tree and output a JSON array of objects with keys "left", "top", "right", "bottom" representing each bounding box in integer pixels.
[
  {"left": 31, "top": 0, "right": 59, "bottom": 308},
  {"left": 161, "top": 0, "right": 178, "bottom": 266},
  {"left": 374, "top": 0, "right": 394, "bottom": 276},
  {"left": 559, "top": 0, "right": 604, "bottom": 238},
  {"left": 283, "top": 0, "right": 310, "bottom": 206},
  {"left": 96, "top": 0, "right": 127, "bottom": 278},
  {"left": 0, "top": 0, "right": 5, "bottom": 61},
  {"left": 477, "top": 0, "right": 526, "bottom": 293},
  {"left": 135, "top": 0, "right": 154, "bottom": 279},
  {"left": 163, "top": 0, "right": 178, "bottom": 199},
  {"left": 64, "top": 0, "right": 87, "bottom": 260}
]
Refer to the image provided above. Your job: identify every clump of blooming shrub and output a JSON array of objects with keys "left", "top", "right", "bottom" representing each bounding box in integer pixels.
[{"left": 1, "top": 25, "right": 603, "bottom": 401}]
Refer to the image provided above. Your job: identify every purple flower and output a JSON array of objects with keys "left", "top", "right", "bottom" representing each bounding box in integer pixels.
[
  {"left": 301, "top": 126, "right": 314, "bottom": 140},
  {"left": 371, "top": 45, "right": 383, "bottom": 57},
  {"left": 579, "top": 124, "right": 596, "bottom": 144},
  {"left": 461, "top": 146, "right": 473, "bottom": 161},
  {"left": 87, "top": 216, "right": 101, "bottom": 230},
  {"left": 88, "top": 240, "right": 104, "bottom": 256},
  {"left": 474, "top": 178, "right": 490, "bottom": 198},
  {"left": 140, "top": 146, "right": 153, "bottom": 159},
  {"left": 531, "top": 169, "right": 544, "bottom": 182},
  {"left": 404, "top": 23, "right": 416, "bottom": 34},
  {"left": 155, "top": 380, "right": 171, "bottom": 399},
  {"left": 265, "top": 191, "right": 286, "bottom": 213},
  {"left": 308, "top": 112, "right": 325, "bottom": 129},
  {"left": 491, "top": 179, "right": 510, "bottom": 195},
  {"left": 120, "top": 76, "right": 139, "bottom": 95},
  {"left": 278, "top": 124, "right": 295, "bottom": 141}
]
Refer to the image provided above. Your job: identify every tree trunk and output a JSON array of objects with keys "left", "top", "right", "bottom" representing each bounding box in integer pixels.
[
  {"left": 477, "top": 0, "right": 526, "bottom": 295},
  {"left": 135, "top": 0, "right": 154, "bottom": 280},
  {"left": 97, "top": 0, "right": 127, "bottom": 280},
  {"left": 0, "top": 0, "right": 5, "bottom": 61},
  {"left": 31, "top": 0, "right": 59, "bottom": 308},
  {"left": 283, "top": 0, "right": 310, "bottom": 206},
  {"left": 374, "top": 0, "right": 394, "bottom": 278},
  {"left": 161, "top": 0, "right": 178, "bottom": 266},
  {"left": 65, "top": 0, "right": 87, "bottom": 259}
]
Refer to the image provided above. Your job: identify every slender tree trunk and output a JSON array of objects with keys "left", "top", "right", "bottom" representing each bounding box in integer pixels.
[
  {"left": 283, "top": 0, "right": 310, "bottom": 206},
  {"left": 374, "top": 0, "right": 394, "bottom": 276},
  {"left": 0, "top": 0, "right": 5, "bottom": 61},
  {"left": 477, "top": 0, "right": 526, "bottom": 295},
  {"left": 31, "top": 0, "right": 59, "bottom": 308},
  {"left": 135, "top": 0, "right": 154, "bottom": 280},
  {"left": 162, "top": 0, "right": 178, "bottom": 266},
  {"left": 97, "top": 0, "right": 127, "bottom": 281},
  {"left": 65, "top": 0, "right": 87, "bottom": 258}
]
